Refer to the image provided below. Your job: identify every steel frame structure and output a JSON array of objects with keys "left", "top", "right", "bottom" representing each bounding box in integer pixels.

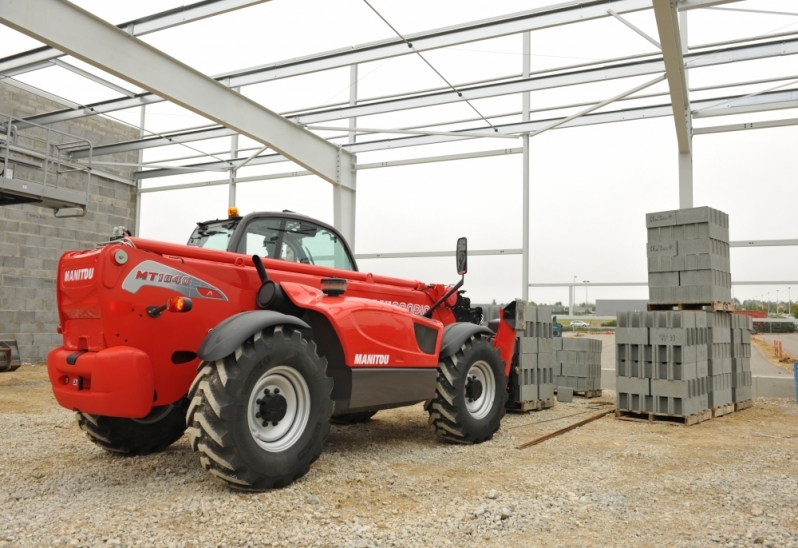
[{"left": 1, "top": 0, "right": 797, "bottom": 299}]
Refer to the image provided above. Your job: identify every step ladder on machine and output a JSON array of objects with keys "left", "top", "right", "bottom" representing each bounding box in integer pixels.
[{"left": 0, "top": 111, "right": 93, "bottom": 217}]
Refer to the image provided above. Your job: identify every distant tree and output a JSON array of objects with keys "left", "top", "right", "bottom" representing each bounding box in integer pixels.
[
  {"left": 528, "top": 301, "right": 537, "bottom": 306},
  {"left": 554, "top": 301, "right": 562, "bottom": 306},
  {"left": 491, "top": 299, "right": 497, "bottom": 305}
]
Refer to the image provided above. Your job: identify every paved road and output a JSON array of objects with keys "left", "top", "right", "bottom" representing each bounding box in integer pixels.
[{"left": 756, "top": 334, "right": 798, "bottom": 377}]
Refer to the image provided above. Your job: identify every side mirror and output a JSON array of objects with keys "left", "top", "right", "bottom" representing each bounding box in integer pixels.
[{"left": 456, "top": 237, "right": 467, "bottom": 275}]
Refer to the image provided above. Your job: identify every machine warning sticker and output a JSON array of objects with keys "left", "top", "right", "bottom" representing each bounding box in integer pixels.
[{"left": 121, "top": 260, "right": 228, "bottom": 301}]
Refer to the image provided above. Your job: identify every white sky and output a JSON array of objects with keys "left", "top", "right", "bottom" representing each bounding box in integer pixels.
[{"left": 2, "top": 0, "right": 797, "bottom": 306}]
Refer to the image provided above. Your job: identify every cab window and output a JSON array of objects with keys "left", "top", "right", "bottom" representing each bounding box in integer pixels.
[
  {"left": 235, "top": 218, "right": 283, "bottom": 258},
  {"left": 236, "top": 217, "right": 355, "bottom": 271}
]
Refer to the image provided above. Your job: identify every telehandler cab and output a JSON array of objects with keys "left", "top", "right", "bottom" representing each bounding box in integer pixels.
[{"left": 48, "top": 209, "right": 520, "bottom": 490}]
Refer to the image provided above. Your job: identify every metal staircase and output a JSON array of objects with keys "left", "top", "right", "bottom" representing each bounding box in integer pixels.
[{"left": 0, "top": 111, "right": 93, "bottom": 217}]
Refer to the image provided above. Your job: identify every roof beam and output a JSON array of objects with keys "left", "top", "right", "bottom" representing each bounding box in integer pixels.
[
  {"left": 0, "top": 0, "right": 271, "bottom": 75},
  {"left": 694, "top": 117, "right": 798, "bottom": 135},
  {"left": 70, "top": 36, "right": 798, "bottom": 159},
  {"left": 133, "top": 89, "right": 798, "bottom": 179},
  {"left": 18, "top": 0, "right": 654, "bottom": 128},
  {"left": 653, "top": 0, "right": 691, "bottom": 153},
  {"left": 0, "top": 0, "right": 354, "bottom": 190}
]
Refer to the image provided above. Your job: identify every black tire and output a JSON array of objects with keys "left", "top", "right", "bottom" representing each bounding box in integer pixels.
[
  {"left": 427, "top": 335, "right": 507, "bottom": 444},
  {"left": 77, "top": 398, "right": 189, "bottom": 455},
  {"left": 330, "top": 411, "right": 377, "bottom": 425},
  {"left": 186, "top": 325, "right": 333, "bottom": 491}
]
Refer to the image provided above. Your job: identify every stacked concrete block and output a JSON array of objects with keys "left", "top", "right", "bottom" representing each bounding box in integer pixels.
[
  {"left": 553, "top": 337, "right": 602, "bottom": 394},
  {"left": 730, "top": 314, "right": 753, "bottom": 403},
  {"left": 706, "top": 312, "right": 733, "bottom": 408},
  {"left": 616, "top": 311, "right": 710, "bottom": 416},
  {"left": 647, "top": 207, "right": 732, "bottom": 305},
  {"left": 508, "top": 302, "right": 555, "bottom": 408}
]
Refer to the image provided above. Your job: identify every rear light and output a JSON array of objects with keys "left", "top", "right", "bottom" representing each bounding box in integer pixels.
[
  {"left": 320, "top": 277, "right": 347, "bottom": 297},
  {"left": 167, "top": 296, "right": 192, "bottom": 313},
  {"left": 147, "top": 296, "right": 193, "bottom": 318}
]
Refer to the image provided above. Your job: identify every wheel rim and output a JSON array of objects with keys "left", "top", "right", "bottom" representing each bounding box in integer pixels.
[
  {"left": 247, "top": 365, "right": 311, "bottom": 453},
  {"left": 464, "top": 360, "right": 496, "bottom": 420}
]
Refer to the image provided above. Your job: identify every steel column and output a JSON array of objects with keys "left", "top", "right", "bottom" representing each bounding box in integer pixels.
[
  {"left": 0, "top": 0, "right": 355, "bottom": 192},
  {"left": 333, "top": 65, "right": 359, "bottom": 248},
  {"left": 134, "top": 105, "right": 145, "bottom": 237},
  {"left": 521, "top": 32, "right": 530, "bottom": 303},
  {"left": 654, "top": 0, "right": 693, "bottom": 208}
]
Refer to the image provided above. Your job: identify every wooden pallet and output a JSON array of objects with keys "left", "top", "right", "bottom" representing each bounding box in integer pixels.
[
  {"left": 506, "top": 397, "right": 555, "bottom": 413},
  {"left": 647, "top": 301, "right": 734, "bottom": 312},
  {"left": 734, "top": 399, "right": 753, "bottom": 412},
  {"left": 711, "top": 403, "right": 735, "bottom": 418},
  {"left": 553, "top": 388, "right": 603, "bottom": 399},
  {"left": 615, "top": 408, "right": 713, "bottom": 426}
]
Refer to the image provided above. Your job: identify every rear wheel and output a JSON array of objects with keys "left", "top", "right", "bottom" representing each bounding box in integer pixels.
[
  {"left": 186, "top": 326, "right": 333, "bottom": 490},
  {"left": 77, "top": 398, "right": 189, "bottom": 455},
  {"left": 330, "top": 411, "right": 377, "bottom": 425},
  {"left": 427, "top": 335, "right": 506, "bottom": 444}
]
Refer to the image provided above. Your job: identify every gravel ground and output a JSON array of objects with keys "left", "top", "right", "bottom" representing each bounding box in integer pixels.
[{"left": 2, "top": 366, "right": 798, "bottom": 548}]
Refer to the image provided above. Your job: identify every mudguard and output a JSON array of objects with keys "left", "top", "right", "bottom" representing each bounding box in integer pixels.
[
  {"left": 198, "top": 311, "right": 309, "bottom": 362},
  {"left": 439, "top": 322, "right": 494, "bottom": 358}
]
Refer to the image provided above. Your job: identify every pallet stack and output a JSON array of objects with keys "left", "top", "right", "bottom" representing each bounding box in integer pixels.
[
  {"left": 615, "top": 206, "right": 753, "bottom": 424},
  {"left": 553, "top": 337, "right": 603, "bottom": 398},
  {"left": 616, "top": 311, "right": 711, "bottom": 423},
  {"left": 507, "top": 301, "right": 556, "bottom": 412},
  {"left": 647, "top": 207, "right": 732, "bottom": 308}
]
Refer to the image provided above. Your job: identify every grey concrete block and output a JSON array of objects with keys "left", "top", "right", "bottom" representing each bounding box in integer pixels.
[
  {"left": 731, "top": 357, "right": 751, "bottom": 372},
  {"left": 557, "top": 386, "right": 574, "bottom": 403},
  {"left": 519, "top": 337, "right": 552, "bottom": 354},
  {"left": 646, "top": 210, "right": 677, "bottom": 228},
  {"left": 708, "top": 327, "right": 731, "bottom": 344},
  {"left": 616, "top": 376, "right": 650, "bottom": 395},
  {"left": 675, "top": 206, "right": 728, "bottom": 229},
  {"left": 562, "top": 362, "right": 593, "bottom": 377},
  {"left": 732, "top": 385, "right": 752, "bottom": 403},
  {"left": 682, "top": 253, "right": 731, "bottom": 272},
  {"left": 651, "top": 377, "right": 708, "bottom": 399},
  {"left": 653, "top": 394, "right": 709, "bottom": 416},
  {"left": 650, "top": 328, "right": 689, "bottom": 346},
  {"left": 680, "top": 269, "right": 731, "bottom": 288},
  {"left": 552, "top": 337, "right": 563, "bottom": 350},
  {"left": 649, "top": 286, "right": 677, "bottom": 303},
  {"left": 654, "top": 360, "right": 708, "bottom": 381},
  {"left": 647, "top": 242, "right": 677, "bottom": 258},
  {"left": 617, "top": 392, "right": 655, "bottom": 412},
  {"left": 677, "top": 237, "right": 730, "bottom": 258},
  {"left": 648, "top": 272, "right": 679, "bottom": 287},
  {"left": 708, "top": 358, "right": 732, "bottom": 375},
  {"left": 732, "top": 371, "right": 752, "bottom": 388},
  {"left": 538, "top": 383, "right": 554, "bottom": 400}
]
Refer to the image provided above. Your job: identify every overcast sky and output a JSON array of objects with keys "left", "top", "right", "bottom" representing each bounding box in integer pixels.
[{"left": 2, "top": 0, "right": 797, "bottom": 307}]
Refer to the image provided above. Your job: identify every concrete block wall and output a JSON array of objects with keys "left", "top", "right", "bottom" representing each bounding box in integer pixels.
[
  {"left": 646, "top": 206, "right": 732, "bottom": 304},
  {"left": 510, "top": 303, "right": 555, "bottom": 405},
  {"left": 0, "top": 81, "right": 139, "bottom": 362},
  {"left": 553, "top": 337, "right": 602, "bottom": 393}
]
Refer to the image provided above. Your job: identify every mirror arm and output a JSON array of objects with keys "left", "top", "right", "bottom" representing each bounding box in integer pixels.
[{"left": 423, "top": 275, "right": 465, "bottom": 319}]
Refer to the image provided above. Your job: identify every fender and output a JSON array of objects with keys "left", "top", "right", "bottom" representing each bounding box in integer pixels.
[
  {"left": 198, "top": 311, "right": 310, "bottom": 362},
  {"left": 439, "top": 322, "right": 495, "bottom": 358}
]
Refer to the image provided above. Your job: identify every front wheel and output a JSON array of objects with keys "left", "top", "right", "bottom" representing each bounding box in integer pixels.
[
  {"left": 427, "top": 335, "right": 507, "bottom": 444},
  {"left": 186, "top": 326, "right": 333, "bottom": 490}
]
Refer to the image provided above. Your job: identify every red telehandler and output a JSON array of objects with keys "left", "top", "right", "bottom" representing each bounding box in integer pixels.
[{"left": 48, "top": 210, "right": 520, "bottom": 490}]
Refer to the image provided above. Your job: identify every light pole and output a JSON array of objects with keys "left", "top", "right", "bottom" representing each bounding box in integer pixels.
[
  {"left": 572, "top": 275, "right": 577, "bottom": 316},
  {"left": 583, "top": 281, "right": 590, "bottom": 312}
]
